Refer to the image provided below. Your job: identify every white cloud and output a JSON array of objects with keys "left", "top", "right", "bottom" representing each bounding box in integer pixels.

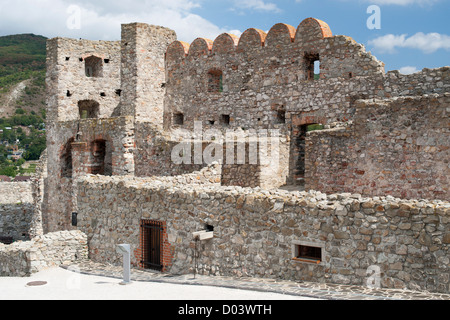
[
  {"left": 368, "top": 32, "right": 450, "bottom": 54},
  {"left": 232, "top": 0, "right": 281, "bottom": 13},
  {"left": 0, "top": 0, "right": 236, "bottom": 43},
  {"left": 399, "top": 66, "right": 419, "bottom": 74}
]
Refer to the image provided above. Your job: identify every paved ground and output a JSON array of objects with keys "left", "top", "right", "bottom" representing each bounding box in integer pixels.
[
  {"left": 0, "top": 266, "right": 317, "bottom": 300},
  {"left": 1, "top": 260, "right": 449, "bottom": 300}
]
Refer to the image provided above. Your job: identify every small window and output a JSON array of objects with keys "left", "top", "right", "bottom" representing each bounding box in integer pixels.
[
  {"left": 173, "top": 113, "right": 184, "bottom": 126},
  {"left": 78, "top": 100, "right": 100, "bottom": 119},
  {"left": 276, "top": 110, "right": 286, "bottom": 124},
  {"left": 85, "top": 55, "right": 103, "bottom": 78},
  {"left": 220, "top": 114, "right": 230, "bottom": 126},
  {"left": 208, "top": 69, "right": 223, "bottom": 93},
  {"left": 293, "top": 244, "right": 322, "bottom": 264},
  {"left": 305, "top": 53, "right": 320, "bottom": 81},
  {"left": 208, "top": 120, "right": 215, "bottom": 125}
]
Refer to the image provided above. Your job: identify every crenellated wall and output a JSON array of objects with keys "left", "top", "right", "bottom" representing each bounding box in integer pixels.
[{"left": 163, "top": 18, "right": 385, "bottom": 133}]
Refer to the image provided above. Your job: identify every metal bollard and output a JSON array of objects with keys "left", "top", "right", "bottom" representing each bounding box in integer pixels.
[{"left": 116, "top": 244, "right": 132, "bottom": 285}]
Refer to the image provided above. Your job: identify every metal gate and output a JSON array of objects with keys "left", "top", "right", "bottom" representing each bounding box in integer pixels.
[{"left": 140, "top": 220, "right": 163, "bottom": 271}]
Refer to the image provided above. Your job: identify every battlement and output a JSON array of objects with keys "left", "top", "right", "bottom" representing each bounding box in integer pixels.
[{"left": 165, "top": 18, "right": 384, "bottom": 81}]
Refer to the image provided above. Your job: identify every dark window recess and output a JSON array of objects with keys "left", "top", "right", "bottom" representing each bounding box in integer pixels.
[
  {"left": 276, "top": 110, "right": 286, "bottom": 124},
  {"left": 61, "top": 138, "right": 74, "bottom": 178},
  {"left": 100, "top": 92, "right": 106, "bottom": 97},
  {"left": 207, "top": 69, "right": 223, "bottom": 93},
  {"left": 85, "top": 55, "right": 103, "bottom": 78},
  {"left": 295, "top": 245, "right": 322, "bottom": 263},
  {"left": 66, "top": 90, "right": 72, "bottom": 97},
  {"left": 0, "top": 236, "right": 14, "bottom": 245},
  {"left": 90, "top": 140, "right": 112, "bottom": 176},
  {"left": 220, "top": 114, "right": 230, "bottom": 126},
  {"left": 78, "top": 100, "right": 100, "bottom": 119},
  {"left": 208, "top": 120, "right": 215, "bottom": 125},
  {"left": 104, "top": 59, "right": 110, "bottom": 64},
  {"left": 173, "top": 113, "right": 184, "bottom": 126},
  {"left": 65, "top": 57, "right": 70, "bottom": 61},
  {"left": 115, "top": 89, "right": 122, "bottom": 96},
  {"left": 205, "top": 224, "right": 214, "bottom": 232},
  {"left": 140, "top": 219, "right": 164, "bottom": 271}
]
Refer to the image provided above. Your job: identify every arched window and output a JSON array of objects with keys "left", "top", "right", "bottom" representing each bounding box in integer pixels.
[
  {"left": 78, "top": 100, "right": 100, "bottom": 119},
  {"left": 84, "top": 55, "right": 103, "bottom": 78}
]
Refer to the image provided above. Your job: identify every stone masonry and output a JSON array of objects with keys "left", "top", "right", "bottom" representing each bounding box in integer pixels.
[{"left": 12, "top": 17, "right": 447, "bottom": 294}]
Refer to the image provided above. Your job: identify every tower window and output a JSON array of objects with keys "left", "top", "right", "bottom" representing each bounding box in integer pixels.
[
  {"left": 78, "top": 100, "right": 100, "bottom": 119},
  {"left": 84, "top": 55, "right": 103, "bottom": 78}
]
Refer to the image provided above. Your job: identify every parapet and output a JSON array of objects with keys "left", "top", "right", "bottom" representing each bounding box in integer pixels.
[{"left": 165, "top": 17, "right": 384, "bottom": 80}]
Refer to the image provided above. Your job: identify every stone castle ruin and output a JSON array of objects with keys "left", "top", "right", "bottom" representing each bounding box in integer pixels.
[{"left": 1, "top": 18, "right": 449, "bottom": 294}]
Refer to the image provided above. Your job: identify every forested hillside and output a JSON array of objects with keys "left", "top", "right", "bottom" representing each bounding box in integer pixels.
[{"left": 0, "top": 34, "right": 47, "bottom": 177}]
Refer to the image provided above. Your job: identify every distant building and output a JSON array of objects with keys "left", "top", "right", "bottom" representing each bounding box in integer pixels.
[{"left": 0, "top": 175, "right": 11, "bottom": 182}]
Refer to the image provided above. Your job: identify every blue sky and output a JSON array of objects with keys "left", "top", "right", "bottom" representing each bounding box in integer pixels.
[{"left": 0, "top": 0, "right": 448, "bottom": 73}]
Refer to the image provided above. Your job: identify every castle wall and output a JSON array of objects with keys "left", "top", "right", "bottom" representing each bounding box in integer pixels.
[
  {"left": 0, "top": 230, "right": 87, "bottom": 277},
  {"left": 305, "top": 94, "right": 450, "bottom": 200},
  {"left": 0, "top": 182, "right": 33, "bottom": 242},
  {"left": 77, "top": 174, "right": 450, "bottom": 293},
  {"left": 45, "top": 117, "right": 135, "bottom": 232},
  {"left": 120, "top": 23, "right": 176, "bottom": 127},
  {"left": 45, "top": 38, "right": 121, "bottom": 122}
]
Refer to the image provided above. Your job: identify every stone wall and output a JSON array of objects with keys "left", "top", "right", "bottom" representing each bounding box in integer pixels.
[
  {"left": 0, "top": 230, "right": 88, "bottom": 277},
  {"left": 305, "top": 94, "right": 449, "bottom": 200},
  {"left": 77, "top": 174, "right": 449, "bottom": 293},
  {"left": 0, "top": 182, "right": 34, "bottom": 242}
]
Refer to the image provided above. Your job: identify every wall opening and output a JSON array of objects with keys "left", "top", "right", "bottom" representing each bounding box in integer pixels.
[
  {"left": 90, "top": 139, "right": 112, "bottom": 176},
  {"left": 220, "top": 114, "right": 230, "bottom": 126},
  {"left": 207, "top": 69, "right": 223, "bottom": 93},
  {"left": 304, "top": 53, "right": 320, "bottom": 81},
  {"left": 61, "top": 138, "right": 74, "bottom": 178},
  {"left": 276, "top": 109, "right": 286, "bottom": 124},
  {"left": 296, "top": 123, "right": 323, "bottom": 184},
  {"left": 84, "top": 55, "right": 103, "bottom": 78},
  {"left": 78, "top": 100, "right": 100, "bottom": 119},
  {"left": 173, "top": 113, "right": 184, "bottom": 126},
  {"left": 294, "top": 244, "right": 322, "bottom": 264}
]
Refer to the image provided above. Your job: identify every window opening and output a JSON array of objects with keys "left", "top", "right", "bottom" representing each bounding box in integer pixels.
[
  {"left": 84, "top": 55, "right": 103, "bottom": 78},
  {"left": 305, "top": 53, "right": 320, "bottom": 81},
  {"left": 220, "top": 114, "right": 230, "bottom": 126},
  {"left": 207, "top": 69, "right": 223, "bottom": 93},
  {"left": 78, "top": 100, "right": 100, "bottom": 119},
  {"left": 294, "top": 245, "right": 322, "bottom": 263},
  {"left": 173, "top": 113, "right": 184, "bottom": 126}
]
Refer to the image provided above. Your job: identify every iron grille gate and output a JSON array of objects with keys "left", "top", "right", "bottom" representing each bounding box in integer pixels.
[{"left": 140, "top": 220, "right": 164, "bottom": 271}]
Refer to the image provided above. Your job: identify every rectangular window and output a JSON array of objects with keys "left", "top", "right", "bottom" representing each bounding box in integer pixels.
[
  {"left": 173, "top": 113, "right": 184, "bottom": 126},
  {"left": 220, "top": 114, "right": 230, "bottom": 126},
  {"left": 292, "top": 242, "right": 323, "bottom": 264}
]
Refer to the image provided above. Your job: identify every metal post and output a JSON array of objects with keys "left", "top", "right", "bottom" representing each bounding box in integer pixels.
[{"left": 116, "top": 244, "right": 132, "bottom": 285}]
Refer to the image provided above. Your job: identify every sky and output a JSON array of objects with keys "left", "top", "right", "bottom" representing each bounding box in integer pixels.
[{"left": 0, "top": 0, "right": 449, "bottom": 74}]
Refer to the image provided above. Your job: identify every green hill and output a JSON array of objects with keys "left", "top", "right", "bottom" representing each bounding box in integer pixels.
[
  {"left": 0, "top": 34, "right": 47, "bottom": 176},
  {"left": 0, "top": 33, "right": 47, "bottom": 118}
]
